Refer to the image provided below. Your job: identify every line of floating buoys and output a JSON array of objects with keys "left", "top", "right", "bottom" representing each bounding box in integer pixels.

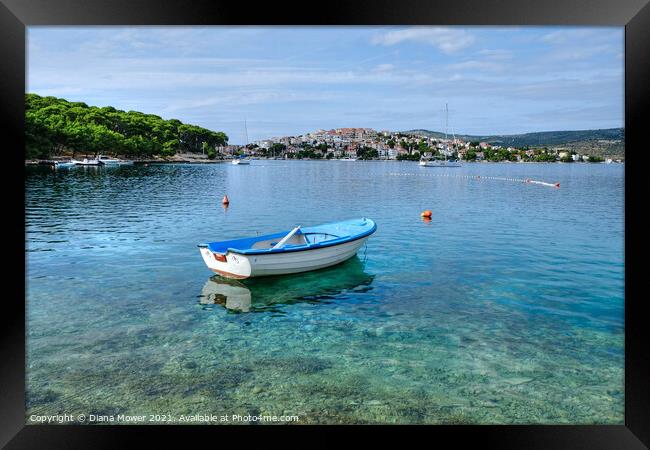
[{"left": 388, "top": 172, "right": 559, "bottom": 188}]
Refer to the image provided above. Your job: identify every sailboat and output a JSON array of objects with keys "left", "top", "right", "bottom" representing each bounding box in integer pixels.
[
  {"left": 419, "top": 103, "right": 462, "bottom": 168},
  {"left": 232, "top": 119, "right": 251, "bottom": 165}
]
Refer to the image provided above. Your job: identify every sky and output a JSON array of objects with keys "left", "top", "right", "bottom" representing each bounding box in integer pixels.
[{"left": 27, "top": 26, "right": 624, "bottom": 144}]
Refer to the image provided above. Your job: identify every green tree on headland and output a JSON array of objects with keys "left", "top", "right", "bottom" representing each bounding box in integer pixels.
[
  {"left": 357, "top": 146, "right": 379, "bottom": 160},
  {"left": 25, "top": 93, "right": 228, "bottom": 159}
]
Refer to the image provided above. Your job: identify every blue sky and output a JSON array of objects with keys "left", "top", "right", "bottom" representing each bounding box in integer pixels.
[{"left": 27, "top": 26, "right": 624, "bottom": 144}]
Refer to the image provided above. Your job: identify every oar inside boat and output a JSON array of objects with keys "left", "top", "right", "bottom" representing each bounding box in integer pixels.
[{"left": 272, "top": 225, "right": 301, "bottom": 250}]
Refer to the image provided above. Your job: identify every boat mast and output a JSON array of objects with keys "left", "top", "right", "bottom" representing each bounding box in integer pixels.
[
  {"left": 445, "top": 103, "right": 449, "bottom": 160},
  {"left": 445, "top": 103, "right": 448, "bottom": 142},
  {"left": 244, "top": 119, "right": 249, "bottom": 147}
]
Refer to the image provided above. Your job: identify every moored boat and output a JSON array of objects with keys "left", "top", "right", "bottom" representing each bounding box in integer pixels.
[
  {"left": 232, "top": 119, "right": 252, "bottom": 165},
  {"left": 419, "top": 103, "right": 462, "bottom": 167},
  {"left": 198, "top": 218, "right": 376, "bottom": 279},
  {"left": 71, "top": 158, "right": 103, "bottom": 166},
  {"left": 53, "top": 160, "right": 76, "bottom": 168},
  {"left": 419, "top": 158, "right": 462, "bottom": 167},
  {"left": 98, "top": 155, "right": 134, "bottom": 165}
]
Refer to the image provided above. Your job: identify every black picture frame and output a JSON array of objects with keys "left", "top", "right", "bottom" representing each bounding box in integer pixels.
[{"left": 2, "top": 0, "right": 648, "bottom": 447}]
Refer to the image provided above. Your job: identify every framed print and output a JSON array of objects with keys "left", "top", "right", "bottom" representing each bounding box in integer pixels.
[{"left": 2, "top": 0, "right": 648, "bottom": 447}]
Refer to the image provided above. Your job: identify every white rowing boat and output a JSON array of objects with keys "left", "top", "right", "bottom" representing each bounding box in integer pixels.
[{"left": 198, "top": 218, "right": 376, "bottom": 279}]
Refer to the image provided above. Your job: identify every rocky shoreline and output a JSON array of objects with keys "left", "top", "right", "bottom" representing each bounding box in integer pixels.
[{"left": 25, "top": 155, "right": 229, "bottom": 166}]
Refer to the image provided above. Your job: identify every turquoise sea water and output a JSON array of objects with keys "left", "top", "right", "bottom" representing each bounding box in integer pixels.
[{"left": 25, "top": 161, "right": 624, "bottom": 424}]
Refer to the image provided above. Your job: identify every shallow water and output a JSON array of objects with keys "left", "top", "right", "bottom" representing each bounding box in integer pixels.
[{"left": 25, "top": 161, "right": 624, "bottom": 424}]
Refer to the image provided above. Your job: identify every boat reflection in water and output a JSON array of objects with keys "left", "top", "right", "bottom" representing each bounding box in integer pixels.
[{"left": 199, "top": 256, "right": 374, "bottom": 312}]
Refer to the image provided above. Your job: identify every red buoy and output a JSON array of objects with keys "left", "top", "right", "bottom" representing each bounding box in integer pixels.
[
  {"left": 222, "top": 195, "right": 230, "bottom": 205},
  {"left": 554, "top": 183, "right": 560, "bottom": 188},
  {"left": 420, "top": 210, "right": 432, "bottom": 218}
]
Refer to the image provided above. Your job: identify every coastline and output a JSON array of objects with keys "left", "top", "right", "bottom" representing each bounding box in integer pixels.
[
  {"left": 25, "top": 156, "right": 229, "bottom": 166},
  {"left": 25, "top": 158, "right": 623, "bottom": 166}
]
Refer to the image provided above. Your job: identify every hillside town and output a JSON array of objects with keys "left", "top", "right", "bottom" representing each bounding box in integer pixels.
[{"left": 216, "top": 128, "right": 622, "bottom": 163}]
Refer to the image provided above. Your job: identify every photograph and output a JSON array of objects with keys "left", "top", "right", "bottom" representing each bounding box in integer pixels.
[{"left": 22, "top": 24, "right": 630, "bottom": 428}]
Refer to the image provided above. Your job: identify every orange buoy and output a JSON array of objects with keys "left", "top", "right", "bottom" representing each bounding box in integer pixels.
[
  {"left": 222, "top": 195, "right": 230, "bottom": 205},
  {"left": 420, "top": 210, "right": 432, "bottom": 218}
]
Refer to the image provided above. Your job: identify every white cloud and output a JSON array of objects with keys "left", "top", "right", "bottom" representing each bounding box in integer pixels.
[
  {"left": 371, "top": 27, "right": 475, "bottom": 54},
  {"left": 163, "top": 90, "right": 338, "bottom": 112},
  {"left": 447, "top": 60, "right": 503, "bottom": 72},
  {"left": 477, "top": 49, "right": 513, "bottom": 60},
  {"left": 540, "top": 29, "right": 597, "bottom": 45},
  {"left": 373, "top": 63, "right": 395, "bottom": 72},
  {"left": 540, "top": 28, "right": 623, "bottom": 55},
  {"left": 544, "top": 45, "right": 618, "bottom": 62}
]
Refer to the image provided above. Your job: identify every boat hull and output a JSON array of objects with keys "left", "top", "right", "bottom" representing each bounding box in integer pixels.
[
  {"left": 199, "top": 235, "right": 369, "bottom": 279},
  {"left": 101, "top": 161, "right": 134, "bottom": 165},
  {"left": 72, "top": 159, "right": 103, "bottom": 166}
]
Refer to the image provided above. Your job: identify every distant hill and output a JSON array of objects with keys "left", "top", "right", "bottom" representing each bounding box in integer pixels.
[
  {"left": 402, "top": 128, "right": 623, "bottom": 147},
  {"left": 402, "top": 127, "right": 625, "bottom": 158}
]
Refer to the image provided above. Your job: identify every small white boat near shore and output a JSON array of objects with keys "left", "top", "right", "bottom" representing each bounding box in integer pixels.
[
  {"left": 419, "top": 158, "right": 462, "bottom": 167},
  {"left": 198, "top": 218, "right": 376, "bottom": 279},
  {"left": 98, "top": 155, "right": 134, "bottom": 165},
  {"left": 71, "top": 158, "right": 103, "bottom": 166},
  {"left": 232, "top": 157, "right": 251, "bottom": 165},
  {"left": 53, "top": 160, "right": 76, "bottom": 168}
]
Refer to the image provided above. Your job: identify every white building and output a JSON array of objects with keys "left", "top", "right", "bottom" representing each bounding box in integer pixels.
[{"left": 256, "top": 140, "right": 273, "bottom": 149}]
